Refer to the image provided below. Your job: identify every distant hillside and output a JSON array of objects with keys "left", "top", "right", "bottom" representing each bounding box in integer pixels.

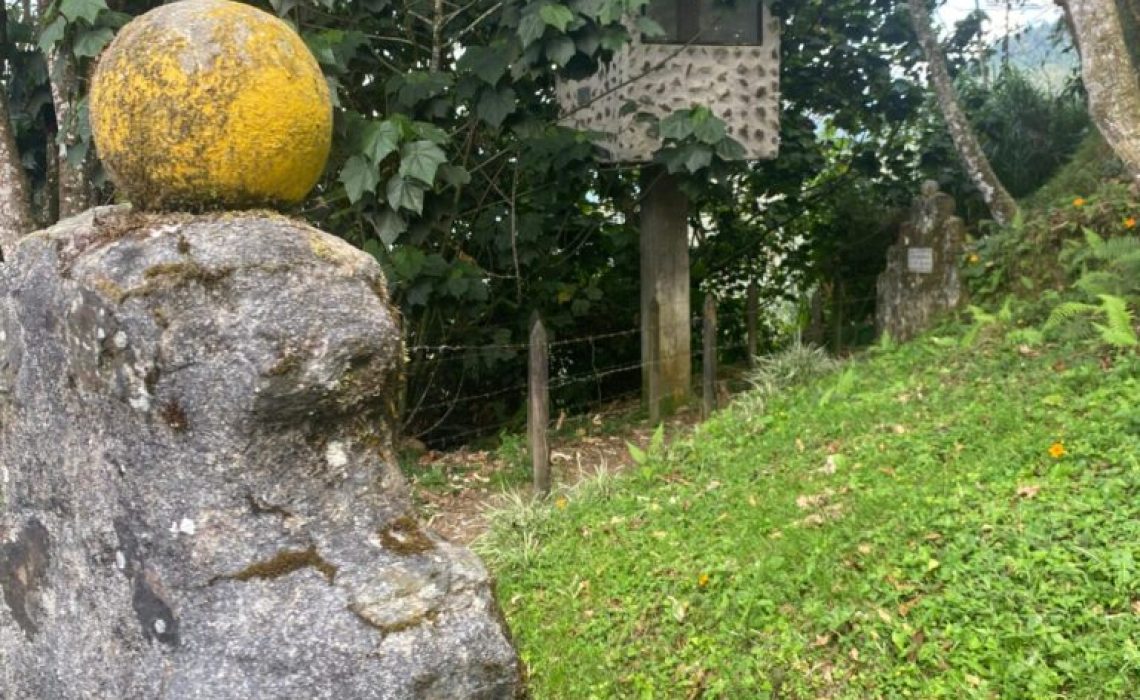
[{"left": 988, "top": 21, "right": 1079, "bottom": 92}]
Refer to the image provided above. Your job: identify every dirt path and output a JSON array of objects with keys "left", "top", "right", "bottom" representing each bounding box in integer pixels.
[{"left": 409, "top": 401, "right": 700, "bottom": 544}]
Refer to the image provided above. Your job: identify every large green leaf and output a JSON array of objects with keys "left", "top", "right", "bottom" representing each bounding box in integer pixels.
[
  {"left": 386, "top": 175, "right": 426, "bottom": 214},
  {"left": 539, "top": 4, "right": 575, "bottom": 32},
  {"left": 339, "top": 155, "right": 379, "bottom": 203},
  {"left": 398, "top": 140, "right": 448, "bottom": 185},
  {"left": 73, "top": 27, "right": 113, "bottom": 58},
  {"left": 363, "top": 120, "right": 400, "bottom": 164},
  {"left": 374, "top": 209, "right": 408, "bottom": 245},
  {"left": 692, "top": 114, "right": 727, "bottom": 145},
  {"left": 476, "top": 86, "right": 517, "bottom": 129},
  {"left": 659, "top": 111, "right": 693, "bottom": 141},
  {"left": 714, "top": 137, "right": 746, "bottom": 161},
  {"left": 59, "top": 0, "right": 107, "bottom": 24},
  {"left": 38, "top": 17, "right": 67, "bottom": 52},
  {"left": 545, "top": 35, "right": 576, "bottom": 66},
  {"left": 518, "top": 13, "right": 546, "bottom": 48},
  {"left": 458, "top": 44, "right": 510, "bottom": 85},
  {"left": 683, "top": 144, "right": 713, "bottom": 172}
]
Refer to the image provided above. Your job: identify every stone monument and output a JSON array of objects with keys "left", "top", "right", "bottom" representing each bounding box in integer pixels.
[
  {"left": 876, "top": 181, "right": 967, "bottom": 342},
  {"left": 0, "top": 2, "right": 522, "bottom": 697}
]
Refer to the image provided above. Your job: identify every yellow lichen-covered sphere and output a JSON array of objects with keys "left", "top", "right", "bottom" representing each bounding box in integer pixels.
[{"left": 90, "top": 0, "right": 332, "bottom": 211}]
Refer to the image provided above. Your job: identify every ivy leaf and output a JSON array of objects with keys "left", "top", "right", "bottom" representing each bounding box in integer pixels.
[
  {"left": 545, "top": 35, "right": 576, "bottom": 66},
  {"left": 715, "top": 137, "right": 746, "bottom": 161},
  {"left": 73, "top": 27, "right": 113, "bottom": 57},
  {"left": 635, "top": 15, "right": 665, "bottom": 38},
  {"left": 659, "top": 111, "right": 693, "bottom": 141},
  {"left": 539, "top": 4, "right": 575, "bottom": 32},
  {"left": 386, "top": 175, "right": 426, "bottom": 214},
  {"left": 692, "top": 114, "right": 727, "bottom": 144},
  {"left": 59, "top": 0, "right": 107, "bottom": 24},
  {"left": 339, "top": 155, "right": 379, "bottom": 203},
  {"left": 411, "top": 121, "right": 450, "bottom": 145},
  {"left": 683, "top": 144, "right": 714, "bottom": 173},
  {"left": 518, "top": 12, "right": 546, "bottom": 48},
  {"left": 439, "top": 164, "right": 472, "bottom": 187},
  {"left": 373, "top": 209, "right": 408, "bottom": 245},
  {"left": 363, "top": 120, "right": 400, "bottom": 164},
  {"left": 457, "top": 44, "right": 509, "bottom": 85},
  {"left": 477, "top": 86, "right": 517, "bottom": 129},
  {"left": 38, "top": 17, "right": 67, "bottom": 52},
  {"left": 398, "top": 140, "right": 448, "bottom": 185}
]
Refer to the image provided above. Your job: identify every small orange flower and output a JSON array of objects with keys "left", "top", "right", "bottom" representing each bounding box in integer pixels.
[
  {"left": 697, "top": 572, "right": 710, "bottom": 588},
  {"left": 1073, "top": 197, "right": 1086, "bottom": 208},
  {"left": 1126, "top": 217, "right": 1136, "bottom": 229},
  {"left": 1048, "top": 442, "right": 1066, "bottom": 459}
]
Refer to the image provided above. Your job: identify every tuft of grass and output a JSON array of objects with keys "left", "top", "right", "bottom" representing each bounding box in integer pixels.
[{"left": 484, "top": 330, "right": 1140, "bottom": 699}]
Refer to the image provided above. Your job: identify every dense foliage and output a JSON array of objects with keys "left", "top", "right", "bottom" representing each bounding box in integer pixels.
[{"left": 0, "top": 0, "right": 1090, "bottom": 441}]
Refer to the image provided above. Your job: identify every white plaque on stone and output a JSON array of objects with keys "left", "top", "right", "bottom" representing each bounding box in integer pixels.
[{"left": 907, "top": 247, "right": 934, "bottom": 274}]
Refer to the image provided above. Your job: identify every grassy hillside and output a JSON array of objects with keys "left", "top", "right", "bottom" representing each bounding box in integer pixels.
[{"left": 481, "top": 327, "right": 1140, "bottom": 698}]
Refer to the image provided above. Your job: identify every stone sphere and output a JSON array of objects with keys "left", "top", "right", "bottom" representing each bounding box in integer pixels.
[{"left": 90, "top": 0, "right": 332, "bottom": 211}]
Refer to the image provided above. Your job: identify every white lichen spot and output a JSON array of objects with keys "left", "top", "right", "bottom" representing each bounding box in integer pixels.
[
  {"left": 154, "top": 618, "right": 166, "bottom": 634},
  {"left": 129, "top": 391, "right": 151, "bottom": 412},
  {"left": 113, "top": 331, "right": 128, "bottom": 349},
  {"left": 325, "top": 441, "right": 349, "bottom": 469},
  {"left": 115, "top": 550, "right": 126, "bottom": 570}
]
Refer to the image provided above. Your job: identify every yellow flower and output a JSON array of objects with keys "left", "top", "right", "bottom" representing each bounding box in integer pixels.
[
  {"left": 1048, "top": 442, "right": 1066, "bottom": 459},
  {"left": 1126, "top": 217, "right": 1136, "bottom": 229},
  {"left": 1073, "top": 197, "right": 1086, "bottom": 208},
  {"left": 697, "top": 572, "right": 710, "bottom": 588},
  {"left": 967, "top": 253, "right": 980, "bottom": 264},
  {"left": 554, "top": 496, "right": 568, "bottom": 510}
]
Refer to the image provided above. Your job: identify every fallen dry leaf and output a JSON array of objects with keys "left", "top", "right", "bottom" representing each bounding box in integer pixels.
[{"left": 1016, "top": 484, "right": 1041, "bottom": 499}]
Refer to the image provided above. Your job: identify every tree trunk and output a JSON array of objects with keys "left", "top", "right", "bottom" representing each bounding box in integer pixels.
[
  {"left": 48, "top": 49, "right": 90, "bottom": 217},
  {"left": 0, "top": 8, "right": 35, "bottom": 258},
  {"left": 908, "top": 0, "right": 1019, "bottom": 226},
  {"left": 39, "top": 0, "right": 90, "bottom": 219},
  {"left": 1060, "top": 0, "right": 1140, "bottom": 183}
]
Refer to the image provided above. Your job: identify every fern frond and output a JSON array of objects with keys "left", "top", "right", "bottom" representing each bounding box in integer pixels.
[
  {"left": 1044, "top": 301, "right": 1098, "bottom": 331},
  {"left": 1075, "top": 271, "right": 1128, "bottom": 298},
  {"left": 997, "top": 296, "right": 1015, "bottom": 324},
  {"left": 1097, "top": 295, "right": 1138, "bottom": 347},
  {"left": 967, "top": 305, "right": 996, "bottom": 326},
  {"left": 1091, "top": 236, "right": 1140, "bottom": 262}
]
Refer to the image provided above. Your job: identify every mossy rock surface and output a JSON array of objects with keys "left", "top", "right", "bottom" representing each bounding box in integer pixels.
[{"left": 90, "top": 0, "right": 332, "bottom": 212}]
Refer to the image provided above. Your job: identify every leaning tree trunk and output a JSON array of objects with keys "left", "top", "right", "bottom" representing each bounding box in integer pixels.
[
  {"left": 1060, "top": 0, "right": 1140, "bottom": 183},
  {"left": 0, "top": 8, "right": 35, "bottom": 258},
  {"left": 908, "top": 0, "right": 1019, "bottom": 226}
]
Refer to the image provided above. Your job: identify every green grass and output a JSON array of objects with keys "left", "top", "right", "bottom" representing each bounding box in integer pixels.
[{"left": 481, "top": 331, "right": 1140, "bottom": 698}]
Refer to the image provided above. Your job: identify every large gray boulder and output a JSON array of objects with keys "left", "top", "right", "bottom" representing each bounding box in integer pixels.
[
  {"left": 876, "top": 181, "right": 967, "bottom": 342},
  {"left": 0, "top": 207, "right": 522, "bottom": 699}
]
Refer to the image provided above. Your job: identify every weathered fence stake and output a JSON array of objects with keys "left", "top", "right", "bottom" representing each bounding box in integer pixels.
[
  {"left": 528, "top": 314, "right": 551, "bottom": 495},
  {"left": 746, "top": 281, "right": 758, "bottom": 369},
  {"left": 702, "top": 294, "right": 718, "bottom": 421},
  {"left": 646, "top": 298, "right": 662, "bottom": 424}
]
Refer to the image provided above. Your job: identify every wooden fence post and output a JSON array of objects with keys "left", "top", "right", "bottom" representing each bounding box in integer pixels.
[
  {"left": 702, "top": 294, "right": 718, "bottom": 421},
  {"left": 646, "top": 298, "right": 662, "bottom": 424},
  {"left": 528, "top": 315, "right": 551, "bottom": 495},
  {"left": 746, "top": 281, "right": 758, "bottom": 369}
]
